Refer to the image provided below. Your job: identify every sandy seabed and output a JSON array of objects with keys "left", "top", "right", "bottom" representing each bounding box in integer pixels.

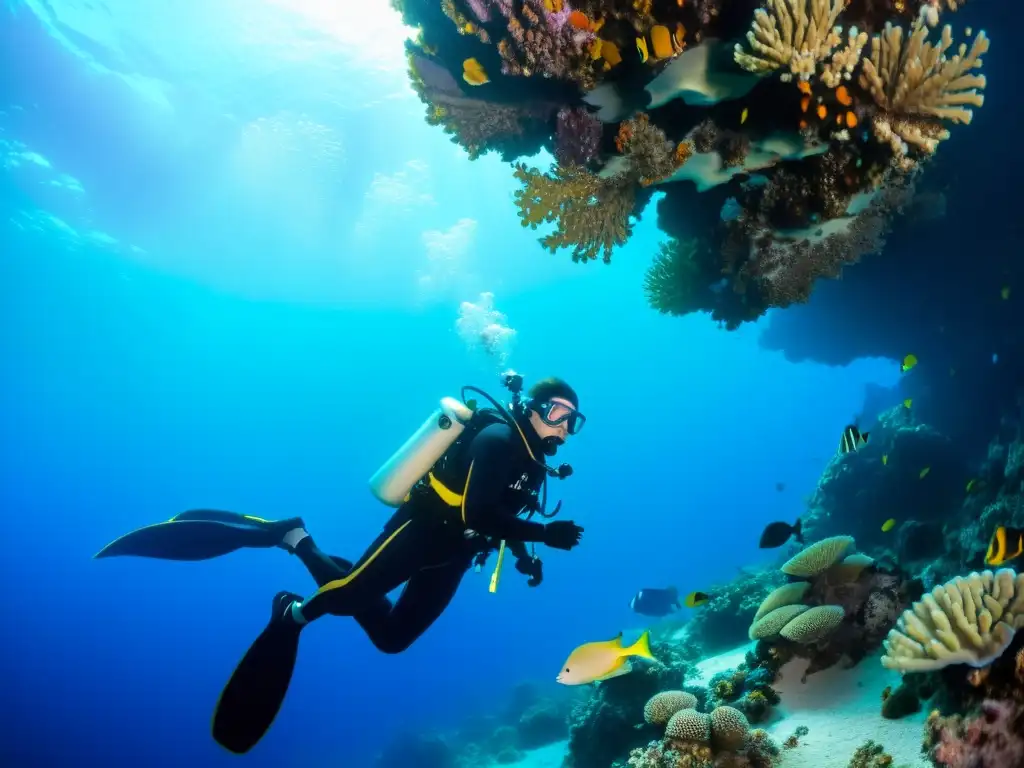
[{"left": 489, "top": 643, "right": 931, "bottom": 768}]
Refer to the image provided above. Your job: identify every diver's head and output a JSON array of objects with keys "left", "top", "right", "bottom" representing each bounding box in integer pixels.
[{"left": 523, "top": 377, "right": 585, "bottom": 455}]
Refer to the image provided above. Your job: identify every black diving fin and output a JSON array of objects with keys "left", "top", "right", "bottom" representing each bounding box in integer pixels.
[
  {"left": 212, "top": 591, "right": 304, "bottom": 754},
  {"left": 93, "top": 509, "right": 303, "bottom": 561}
]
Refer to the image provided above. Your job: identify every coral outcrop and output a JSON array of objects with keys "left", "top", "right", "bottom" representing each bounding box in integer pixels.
[
  {"left": 746, "top": 533, "right": 921, "bottom": 678},
  {"left": 881, "top": 569, "right": 1024, "bottom": 672},
  {"left": 395, "top": 0, "right": 992, "bottom": 327}
]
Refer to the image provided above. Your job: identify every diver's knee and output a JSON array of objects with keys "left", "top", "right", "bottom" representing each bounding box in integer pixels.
[{"left": 371, "top": 634, "right": 415, "bottom": 654}]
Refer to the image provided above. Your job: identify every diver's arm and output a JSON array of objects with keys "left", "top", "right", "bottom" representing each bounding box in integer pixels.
[
  {"left": 507, "top": 540, "right": 530, "bottom": 560},
  {"left": 461, "top": 427, "right": 548, "bottom": 542}
]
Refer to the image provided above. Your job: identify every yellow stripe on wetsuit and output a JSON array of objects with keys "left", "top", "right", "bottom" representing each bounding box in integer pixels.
[{"left": 313, "top": 520, "right": 412, "bottom": 596}]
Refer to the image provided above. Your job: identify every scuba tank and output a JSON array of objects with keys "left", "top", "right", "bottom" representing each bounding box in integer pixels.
[{"left": 369, "top": 396, "right": 475, "bottom": 507}]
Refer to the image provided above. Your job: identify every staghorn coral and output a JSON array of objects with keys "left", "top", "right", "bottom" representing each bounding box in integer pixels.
[
  {"left": 732, "top": 0, "right": 846, "bottom": 81},
  {"left": 858, "top": 19, "right": 988, "bottom": 160},
  {"left": 881, "top": 569, "right": 1024, "bottom": 672}
]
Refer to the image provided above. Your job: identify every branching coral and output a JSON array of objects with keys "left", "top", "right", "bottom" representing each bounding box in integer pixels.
[
  {"left": 513, "top": 163, "right": 635, "bottom": 263},
  {"left": 858, "top": 19, "right": 988, "bottom": 159},
  {"left": 514, "top": 114, "right": 685, "bottom": 263},
  {"left": 732, "top": 0, "right": 846, "bottom": 81}
]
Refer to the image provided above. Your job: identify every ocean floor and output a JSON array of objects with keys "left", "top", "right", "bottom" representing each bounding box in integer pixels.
[
  {"left": 703, "top": 643, "right": 931, "bottom": 768},
  {"left": 489, "top": 739, "right": 569, "bottom": 768},
  {"left": 489, "top": 643, "right": 931, "bottom": 768}
]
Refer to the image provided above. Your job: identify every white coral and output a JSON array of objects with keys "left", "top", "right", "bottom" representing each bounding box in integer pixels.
[{"left": 881, "top": 569, "right": 1024, "bottom": 672}]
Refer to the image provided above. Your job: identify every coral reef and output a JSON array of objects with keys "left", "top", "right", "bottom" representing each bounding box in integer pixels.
[
  {"left": 747, "top": 533, "right": 921, "bottom": 678},
  {"left": 847, "top": 739, "right": 896, "bottom": 767},
  {"left": 800, "top": 405, "right": 969, "bottom": 552},
  {"left": 565, "top": 641, "right": 695, "bottom": 768},
  {"left": 924, "top": 699, "right": 1024, "bottom": 768},
  {"left": 881, "top": 569, "right": 1024, "bottom": 672},
  {"left": 395, "top": 0, "right": 991, "bottom": 325},
  {"left": 682, "top": 567, "right": 787, "bottom": 654},
  {"left": 624, "top": 696, "right": 782, "bottom": 768}
]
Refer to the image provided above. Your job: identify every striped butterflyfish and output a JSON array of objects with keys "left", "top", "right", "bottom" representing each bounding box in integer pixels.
[
  {"left": 985, "top": 526, "right": 1024, "bottom": 567},
  {"left": 839, "top": 424, "right": 869, "bottom": 455}
]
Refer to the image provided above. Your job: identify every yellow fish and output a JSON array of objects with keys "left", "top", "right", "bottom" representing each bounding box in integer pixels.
[
  {"left": 901, "top": 354, "right": 918, "bottom": 373},
  {"left": 1002, "top": 285, "right": 1011, "bottom": 300},
  {"left": 556, "top": 631, "right": 655, "bottom": 685},
  {"left": 986, "top": 526, "right": 1024, "bottom": 566},
  {"left": 636, "top": 24, "right": 685, "bottom": 63},
  {"left": 462, "top": 58, "right": 489, "bottom": 86},
  {"left": 882, "top": 454, "right": 888, "bottom": 465},
  {"left": 740, "top": 107, "right": 749, "bottom": 124},
  {"left": 684, "top": 591, "right": 710, "bottom": 608},
  {"left": 903, "top": 398, "right": 912, "bottom": 409},
  {"left": 919, "top": 466, "right": 931, "bottom": 479},
  {"left": 882, "top": 518, "right": 896, "bottom": 532},
  {"left": 966, "top": 478, "right": 978, "bottom": 493}
]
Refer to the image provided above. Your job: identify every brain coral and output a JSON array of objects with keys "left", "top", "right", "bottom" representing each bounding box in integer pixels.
[
  {"left": 882, "top": 569, "right": 1024, "bottom": 671},
  {"left": 779, "top": 605, "right": 846, "bottom": 643},
  {"left": 782, "top": 535, "right": 855, "bottom": 577},
  {"left": 709, "top": 705, "right": 750, "bottom": 751},
  {"left": 748, "top": 604, "right": 810, "bottom": 640},
  {"left": 753, "top": 582, "right": 812, "bottom": 622},
  {"left": 665, "top": 709, "right": 712, "bottom": 743},
  {"left": 643, "top": 691, "right": 698, "bottom": 725}
]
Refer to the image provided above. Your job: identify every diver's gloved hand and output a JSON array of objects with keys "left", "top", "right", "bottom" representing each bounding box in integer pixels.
[
  {"left": 515, "top": 555, "right": 543, "bottom": 587},
  {"left": 542, "top": 520, "right": 584, "bottom": 551}
]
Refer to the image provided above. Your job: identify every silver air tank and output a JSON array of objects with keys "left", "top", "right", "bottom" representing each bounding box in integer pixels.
[{"left": 369, "top": 397, "right": 475, "bottom": 507}]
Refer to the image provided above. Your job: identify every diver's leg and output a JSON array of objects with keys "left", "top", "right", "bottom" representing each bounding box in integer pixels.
[
  {"left": 356, "top": 558, "right": 470, "bottom": 654},
  {"left": 288, "top": 533, "right": 349, "bottom": 586},
  {"left": 286, "top": 516, "right": 425, "bottom": 625}
]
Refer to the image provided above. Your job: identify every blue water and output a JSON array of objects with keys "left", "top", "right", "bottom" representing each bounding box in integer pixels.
[{"left": 1, "top": 2, "right": 898, "bottom": 766}]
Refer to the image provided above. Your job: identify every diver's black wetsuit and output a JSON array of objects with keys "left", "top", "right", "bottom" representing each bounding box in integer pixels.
[{"left": 288, "top": 415, "right": 554, "bottom": 653}]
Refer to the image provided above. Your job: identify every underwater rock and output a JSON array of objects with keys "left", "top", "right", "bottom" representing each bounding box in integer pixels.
[
  {"left": 375, "top": 730, "right": 455, "bottom": 768},
  {"left": 803, "top": 407, "right": 967, "bottom": 548},
  {"left": 517, "top": 700, "right": 569, "bottom": 749},
  {"left": 684, "top": 566, "right": 786, "bottom": 653}
]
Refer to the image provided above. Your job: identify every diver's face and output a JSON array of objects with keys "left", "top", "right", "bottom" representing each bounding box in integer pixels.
[{"left": 529, "top": 396, "right": 576, "bottom": 443}]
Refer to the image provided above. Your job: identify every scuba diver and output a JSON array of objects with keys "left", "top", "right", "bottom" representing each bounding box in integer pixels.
[{"left": 94, "top": 373, "right": 586, "bottom": 755}]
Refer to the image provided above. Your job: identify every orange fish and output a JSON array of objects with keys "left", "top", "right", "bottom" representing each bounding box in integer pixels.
[{"left": 568, "top": 10, "right": 590, "bottom": 29}]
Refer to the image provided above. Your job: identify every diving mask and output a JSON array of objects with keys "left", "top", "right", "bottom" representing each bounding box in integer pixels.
[{"left": 535, "top": 399, "right": 586, "bottom": 435}]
